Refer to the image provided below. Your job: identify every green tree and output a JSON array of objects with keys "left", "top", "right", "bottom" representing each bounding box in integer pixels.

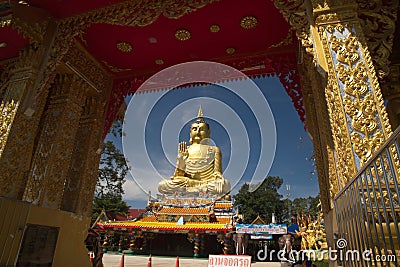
[
  {"left": 91, "top": 195, "right": 130, "bottom": 223},
  {"left": 233, "top": 176, "right": 285, "bottom": 223},
  {"left": 290, "top": 194, "right": 320, "bottom": 220},
  {"left": 91, "top": 118, "right": 131, "bottom": 223},
  {"left": 96, "top": 141, "right": 128, "bottom": 197}
]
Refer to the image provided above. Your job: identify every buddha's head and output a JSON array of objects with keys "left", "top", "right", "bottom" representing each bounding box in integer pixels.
[{"left": 189, "top": 106, "right": 210, "bottom": 144}]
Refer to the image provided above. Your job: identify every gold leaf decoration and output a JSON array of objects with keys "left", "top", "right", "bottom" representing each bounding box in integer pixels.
[
  {"left": 102, "top": 61, "right": 132, "bottom": 73},
  {"left": 240, "top": 16, "right": 257, "bottom": 29},
  {"left": 116, "top": 41, "right": 133, "bottom": 52},
  {"left": 268, "top": 30, "right": 293, "bottom": 48},
  {"left": 210, "top": 24, "right": 220, "bottom": 33},
  {"left": 155, "top": 59, "right": 164, "bottom": 65},
  {"left": 0, "top": 15, "right": 12, "bottom": 28},
  {"left": 225, "top": 48, "right": 235, "bottom": 54},
  {"left": 175, "top": 29, "right": 191, "bottom": 41}
]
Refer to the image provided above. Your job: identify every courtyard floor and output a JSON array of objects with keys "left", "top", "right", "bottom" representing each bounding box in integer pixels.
[{"left": 102, "top": 253, "right": 285, "bottom": 267}]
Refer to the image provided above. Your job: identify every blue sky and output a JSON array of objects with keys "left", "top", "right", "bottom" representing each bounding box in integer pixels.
[{"left": 108, "top": 75, "right": 319, "bottom": 208}]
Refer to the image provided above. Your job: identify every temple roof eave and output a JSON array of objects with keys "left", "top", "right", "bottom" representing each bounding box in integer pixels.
[{"left": 99, "top": 222, "right": 233, "bottom": 231}]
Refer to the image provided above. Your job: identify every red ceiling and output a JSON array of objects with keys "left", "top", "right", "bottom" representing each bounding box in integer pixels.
[
  {"left": 81, "top": 0, "right": 293, "bottom": 76},
  {"left": 0, "top": 25, "right": 29, "bottom": 63},
  {"left": 1, "top": 0, "right": 295, "bottom": 77},
  {"left": 0, "top": 0, "right": 305, "bottom": 137}
]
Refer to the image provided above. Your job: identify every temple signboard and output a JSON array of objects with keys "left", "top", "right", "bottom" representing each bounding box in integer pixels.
[
  {"left": 208, "top": 255, "right": 251, "bottom": 267},
  {"left": 250, "top": 234, "right": 272, "bottom": 240},
  {"left": 235, "top": 224, "right": 287, "bottom": 235}
]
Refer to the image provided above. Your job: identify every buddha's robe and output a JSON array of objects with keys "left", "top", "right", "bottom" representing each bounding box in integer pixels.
[{"left": 158, "top": 144, "right": 230, "bottom": 196}]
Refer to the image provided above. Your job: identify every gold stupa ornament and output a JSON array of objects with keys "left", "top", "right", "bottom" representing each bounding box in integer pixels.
[
  {"left": 240, "top": 16, "right": 258, "bottom": 29},
  {"left": 116, "top": 41, "right": 133, "bottom": 52},
  {"left": 175, "top": 29, "right": 191, "bottom": 41}
]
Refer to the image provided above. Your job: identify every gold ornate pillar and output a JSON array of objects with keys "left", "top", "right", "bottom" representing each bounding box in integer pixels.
[
  {"left": 24, "top": 73, "right": 87, "bottom": 209},
  {"left": 0, "top": 17, "right": 61, "bottom": 199},
  {"left": 298, "top": 48, "right": 341, "bottom": 249},
  {"left": 298, "top": 50, "right": 340, "bottom": 212},
  {"left": 308, "top": 0, "right": 393, "bottom": 184},
  {"left": 0, "top": 46, "right": 49, "bottom": 199},
  {"left": 61, "top": 96, "right": 105, "bottom": 216},
  {"left": 356, "top": 1, "right": 399, "bottom": 131}
]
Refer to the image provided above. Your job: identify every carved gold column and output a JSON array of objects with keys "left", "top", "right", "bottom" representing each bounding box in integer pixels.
[
  {"left": 298, "top": 50, "right": 340, "bottom": 212},
  {"left": 0, "top": 17, "right": 62, "bottom": 199},
  {"left": 61, "top": 96, "right": 105, "bottom": 216},
  {"left": 0, "top": 47, "right": 50, "bottom": 199},
  {"left": 309, "top": 0, "right": 393, "bottom": 184},
  {"left": 356, "top": 0, "right": 398, "bottom": 112},
  {"left": 298, "top": 48, "right": 341, "bottom": 249},
  {"left": 24, "top": 74, "right": 87, "bottom": 209}
]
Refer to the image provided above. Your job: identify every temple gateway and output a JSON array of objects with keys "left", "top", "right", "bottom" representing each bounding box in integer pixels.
[{"left": 1, "top": 0, "right": 399, "bottom": 266}]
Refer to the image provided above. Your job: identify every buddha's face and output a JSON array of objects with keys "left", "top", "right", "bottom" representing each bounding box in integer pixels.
[{"left": 190, "top": 121, "right": 210, "bottom": 144}]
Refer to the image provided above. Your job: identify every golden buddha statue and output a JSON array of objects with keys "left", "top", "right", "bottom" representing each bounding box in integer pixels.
[{"left": 158, "top": 106, "right": 231, "bottom": 198}]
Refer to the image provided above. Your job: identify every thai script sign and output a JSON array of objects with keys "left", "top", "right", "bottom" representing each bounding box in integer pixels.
[
  {"left": 208, "top": 255, "right": 251, "bottom": 267},
  {"left": 235, "top": 224, "right": 287, "bottom": 235}
]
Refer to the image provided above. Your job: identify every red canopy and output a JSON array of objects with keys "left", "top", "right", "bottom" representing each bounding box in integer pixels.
[{"left": 1, "top": 0, "right": 305, "bottom": 137}]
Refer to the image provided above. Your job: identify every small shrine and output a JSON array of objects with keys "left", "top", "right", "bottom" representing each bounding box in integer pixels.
[{"left": 97, "top": 198, "right": 236, "bottom": 256}]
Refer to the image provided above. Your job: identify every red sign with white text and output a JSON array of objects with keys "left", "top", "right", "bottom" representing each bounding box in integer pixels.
[{"left": 208, "top": 255, "right": 251, "bottom": 267}]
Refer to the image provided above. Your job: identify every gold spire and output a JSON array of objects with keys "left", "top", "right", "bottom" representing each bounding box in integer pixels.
[{"left": 198, "top": 105, "right": 203, "bottom": 118}]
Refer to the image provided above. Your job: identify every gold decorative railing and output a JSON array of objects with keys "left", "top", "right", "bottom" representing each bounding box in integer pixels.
[{"left": 334, "top": 126, "right": 400, "bottom": 267}]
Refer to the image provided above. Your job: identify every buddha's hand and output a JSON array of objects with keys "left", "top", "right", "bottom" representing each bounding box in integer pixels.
[
  {"left": 177, "top": 142, "right": 189, "bottom": 170},
  {"left": 214, "top": 172, "right": 224, "bottom": 193}
]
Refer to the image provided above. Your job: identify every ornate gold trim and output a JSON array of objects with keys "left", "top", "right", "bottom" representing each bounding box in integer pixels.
[
  {"left": 273, "top": 0, "right": 314, "bottom": 55},
  {"left": 268, "top": 29, "right": 293, "bottom": 48},
  {"left": 65, "top": 44, "right": 110, "bottom": 91},
  {"left": 0, "top": 100, "right": 17, "bottom": 156},
  {"left": 24, "top": 74, "right": 88, "bottom": 207},
  {"left": 59, "top": 0, "right": 219, "bottom": 28},
  {"left": 318, "top": 20, "right": 392, "bottom": 182},
  {"left": 102, "top": 60, "right": 132, "bottom": 73},
  {"left": 357, "top": 0, "right": 398, "bottom": 82},
  {"left": 11, "top": 16, "right": 48, "bottom": 45},
  {"left": 298, "top": 57, "right": 331, "bottom": 212}
]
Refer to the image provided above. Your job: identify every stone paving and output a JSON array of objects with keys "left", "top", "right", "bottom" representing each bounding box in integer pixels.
[{"left": 102, "top": 253, "right": 284, "bottom": 267}]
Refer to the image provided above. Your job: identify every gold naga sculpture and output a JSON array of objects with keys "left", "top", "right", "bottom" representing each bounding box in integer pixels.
[{"left": 158, "top": 106, "right": 231, "bottom": 199}]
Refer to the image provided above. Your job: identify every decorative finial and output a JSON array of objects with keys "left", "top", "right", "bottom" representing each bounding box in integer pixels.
[
  {"left": 194, "top": 105, "right": 207, "bottom": 125},
  {"left": 198, "top": 105, "right": 203, "bottom": 118}
]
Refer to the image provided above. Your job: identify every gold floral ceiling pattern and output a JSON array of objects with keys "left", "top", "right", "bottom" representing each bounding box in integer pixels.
[
  {"left": 175, "top": 29, "right": 191, "bottom": 41},
  {"left": 240, "top": 16, "right": 258, "bottom": 29},
  {"left": 210, "top": 24, "right": 220, "bottom": 32},
  {"left": 116, "top": 41, "right": 133, "bottom": 52}
]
